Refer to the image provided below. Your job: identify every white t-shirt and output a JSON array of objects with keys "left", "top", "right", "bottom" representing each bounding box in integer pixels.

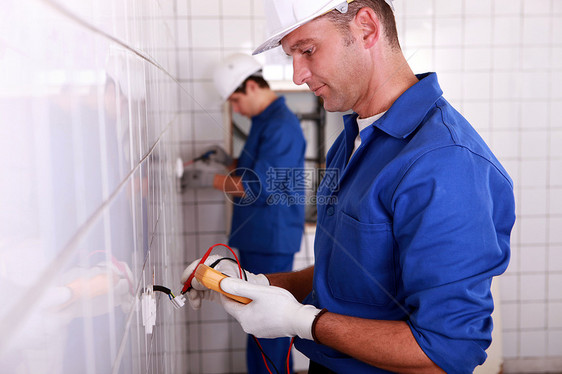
[{"left": 350, "top": 112, "right": 386, "bottom": 160}]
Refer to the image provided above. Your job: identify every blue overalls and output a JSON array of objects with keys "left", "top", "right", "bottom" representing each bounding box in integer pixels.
[
  {"left": 230, "top": 96, "right": 306, "bottom": 374},
  {"left": 295, "top": 73, "right": 515, "bottom": 373}
]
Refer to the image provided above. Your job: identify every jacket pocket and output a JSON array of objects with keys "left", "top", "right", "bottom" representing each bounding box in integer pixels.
[{"left": 327, "top": 212, "right": 396, "bottom": 306}]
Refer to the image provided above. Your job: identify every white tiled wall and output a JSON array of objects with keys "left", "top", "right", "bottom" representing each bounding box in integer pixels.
[
  {"left": 2, "top": 0, "right": 561, "bottom": 373},
  {"left": 180, "top": 0, "right": 562, "bottom": 373},
  {"left": 0, "top": 0, "right": 186, "bottom": 372}
]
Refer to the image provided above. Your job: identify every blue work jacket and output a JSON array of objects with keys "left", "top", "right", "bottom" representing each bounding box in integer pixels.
[
  {"left": 294, "top": 73, "right": 515, "bottom": 373},
  {"left": 229, "top": 97, "right": 306, "bottom": 255}
]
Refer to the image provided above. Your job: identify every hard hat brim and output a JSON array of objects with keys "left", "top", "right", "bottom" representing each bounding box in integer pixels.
[{"left": 252, "top": 10, "right": 325, "bottom": 55}]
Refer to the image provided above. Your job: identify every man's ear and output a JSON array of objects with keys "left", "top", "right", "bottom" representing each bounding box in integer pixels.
[
  {"left": 354, "top": 7, "right": 380, "bottom": 49},
  {"left": 245, "top": 79, "right": 259, "bottom": 93}
]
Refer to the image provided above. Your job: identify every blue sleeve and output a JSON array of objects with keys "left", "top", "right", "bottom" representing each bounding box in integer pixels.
[
  {"left": 242, "top": 119, "right": 305, "bottom": 204},
  {"left": 392, "top": 146, "right": 514, "bottom": 373}
]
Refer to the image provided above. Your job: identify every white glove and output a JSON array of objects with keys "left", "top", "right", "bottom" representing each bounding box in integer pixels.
[
  {"left": 180, "top": 255, "right": 269, "bottom": 310},
  {"left": 219, "top": 277, "right": 321, "bottom": 340},
  {"left": 201, "top": 145, "right": 233, "bottom": 167},
  {"left": 181, "top": 169, "right": 215, "bottom": 189}
]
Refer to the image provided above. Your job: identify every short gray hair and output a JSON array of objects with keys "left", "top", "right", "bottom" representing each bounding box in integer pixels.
[{"left": 323, "top": 0, "right": 400, "bottom": 50}]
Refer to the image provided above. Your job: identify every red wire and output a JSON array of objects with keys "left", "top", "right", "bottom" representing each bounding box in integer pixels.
[
  {"left": 181, "top": 243, "right": 243, "bottom": 294},
  {"left": 253, "top": 336, "right": 274, "bottom": 374},
  {"left": 182, "top": 243, "right": 280, "bottom": 374},
  {"left": 286, "top": 337, "right": 294, "bottom": 374}
]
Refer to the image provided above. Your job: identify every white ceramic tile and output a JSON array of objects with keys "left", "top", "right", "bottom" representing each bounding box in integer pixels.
[
  {"left": 193, "top": 111, "right": 226, "bottom": 142},
  {"left": 548, "top": 273, "right": 562, "bottom": 301},
  {"left": 176, "top": 0, "right": 189, "bottom": 16},
  {"left": 191, "top": 50, "right": 222, "bottom": 80},
  {"left": 521, "top": 46, "right": 551, "bottom": 71},
  {"left": 520, "top": 160, "right": 548, "bottom": 188},
  {"left": 492, "top": 72, "right": 520, "bottom": 100},
  {"left": 190, "top": 0, "right": 220, "bottom": 16},
  {"left": 434, "top": 0, "right": 462, "bottom": 16},
  {"left": 551, "top": 160, "right": 562, "bottom": 187},
  {"left": 407, "top": 48, "right": 434, "bottom": 74},
  {"left": 494, "top": 47, "right": 520, "bottom": 73},
  {"left": 222, "top": 19, "right": 254, "bottom": 50},
  {"left": 463, "top": 72, "right": 491, "bottom": 100},
  {"left": 520, "top": 245, "right": 547, "bottom": 272},
  {"left": 176, "top": 19, "right": 191, "bottom": 49},
  {"left": 549, "top": 246, "right": 562, "bottom": 274},
  {"left": 463, "top": 101, "right": 491, "bottom": 131},
  {"left": 231, "top": 350, "right": 247, "bottom": 373},
  {"left": 464, "top": 18, "right": 492, "bottom": 46},
  {"left": 518, "top": 216, "right": 547, "bottom": 246},
  {"left": 191, "top": 19, "right": 222, "bottom": 49},
  {"left": 548, "top": 302, "right": 562, "bottom": 328},
  {"left": 201, "top": 351, "right": 230, "bottom": 373},
  {"left": 520, "top": 330, "right": 547, "bottom": 357},
  {"left": 502, "top": 330, "right": 519, "bottom": 358},
  {"left": 493, "top": 0, "right": 522, "bottom": 15},
  {"left": 222, "top": 0, "right": 252, "bottom": 17},
  {"left": 521, "top": 101, "right": 549, "bottom": 131},
  {"left": 551, "top": 72, "right": 562, "bottom": 100},
  {"left": 403, "top": 0, "right": 433, "bottom": 16},
  {"left": 464, "top": 47, "right": 492, "bottom": 71},
  {"left": 522, "top": 17, "right": 549, "bottom": 47},
  {"left": 553, "top": 17, "right": 562, "bottom": 44},
  {"left": 201, "top": 321, "right": 231, "bottom": 350},
  {"left": 520, "top": 302, "right": 547, "bottom": 329},
  {"left": 434, "top": 47, "right": 463, "bottom": 72},
  {"left": 500, "top": 274, "right": 519, "bottom": 301},
  {"left": 252, "top": 0, "right": 264, "bottom": 17},
  {"left": 523, "top": 0, "right": 551, "bottom": 15},
  {"left": 230, "top": 322, "right": 247, "bottom": 349},
  {"left": 520, "top": 274, "right": 547, "bottom": 302},
  {"left": 550, "top": 190, "right": 562, "bottom": 218},
  {"left": 548, "top": 331, "right": 562, "bottom": 356},
  {"left": 521, "top": 131, "right": 549, "bottom": 159},
  {"left": 491, "top": 102, "right": 519, "bottom": 130},
  {"left": 549, "top": 131, "right": 562, "bottom": 157},
  {"left": 465, "top": 0, "right": 493, "bottom": 16},
  {"left": 434, "top": 17, "right": 463, "bottom": 47},
  {"left": 502, "top": 302, "right": 519, "bottom": 330},
  {"left": 551, "top": 102, "right": 562, "bottom": 129},
  {"left": 404, "top": 18, "right": 433, "bottom": 47},
  {"left": 197, "top": 203, "right": 226, "bottom": 232},
  {"left": 191, "top": 81, "right": 223, "bottom": 111},
  {"left": 521, "top": 72, "right": 550, "bottom": 101},
  {"left": 199, "top": 297, "right": 230, "bottom": 321}
]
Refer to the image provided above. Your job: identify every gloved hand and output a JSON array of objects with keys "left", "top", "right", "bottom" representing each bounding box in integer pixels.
[
  {"left": 200, "top": 145, "right": 233, "bottom": 167},
  {"left": 181, "top": 169, "right": 215, "bottom": 189},
  {"left": 180, "top": 255, "right": 269, "bottom": 310},
  {"left": 219, "top": 278, "right": 321, "bottom": 340}
]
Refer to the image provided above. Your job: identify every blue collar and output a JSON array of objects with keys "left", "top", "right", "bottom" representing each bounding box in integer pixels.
[{"left": 252, "top": 96, "right": 286, "bottom": 122}]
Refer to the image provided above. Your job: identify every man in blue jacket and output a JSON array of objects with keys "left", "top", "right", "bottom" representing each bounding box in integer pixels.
[
  {"left": 182, "top": 53, "right": 306, "bottom": 373},
  {"left": 183, "top": 1, "right": 516, "bottom": 373}
]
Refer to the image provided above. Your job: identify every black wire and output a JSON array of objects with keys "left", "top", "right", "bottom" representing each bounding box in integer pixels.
[
  {"left": 152, "top": 285, "right": 172, "bottom": 295},
  {"left": 209, "top": 259, "right": 277, "bottom": 373},
  {"left": 252, "top": 335, "right": 280, "bottom": 374},
  {"left": 208, "top": 257, "right": 248, "bottom": 281}
]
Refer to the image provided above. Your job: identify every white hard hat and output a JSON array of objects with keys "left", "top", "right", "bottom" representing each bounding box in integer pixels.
[
  {"left": 213, "top": 53, "right": 263, "bottom": 101},
  {"left": 253, "top": 0, "right": 395, "bottom": 55}
]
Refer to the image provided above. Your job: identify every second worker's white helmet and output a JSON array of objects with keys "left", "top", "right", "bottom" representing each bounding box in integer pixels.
[
  {"left": 253, "top": 0, "right": 395, "bottom": 55},
  {"left": 213, "top": 53, "right": 263, "bottom": 101}
]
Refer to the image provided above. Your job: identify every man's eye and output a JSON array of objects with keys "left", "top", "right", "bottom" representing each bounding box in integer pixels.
[{"left": 303, "top": 48, "right": 313, "bottom": 55}]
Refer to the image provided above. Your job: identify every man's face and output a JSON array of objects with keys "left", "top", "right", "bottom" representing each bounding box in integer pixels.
[
  {"left": 228, "top": 89, "right": 257, "bottom": 118},
  {"left": 281, "top": 16, "right": 368, "bottom": 113}
]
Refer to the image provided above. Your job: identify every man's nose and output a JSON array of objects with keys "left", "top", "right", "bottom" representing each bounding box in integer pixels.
[{"left": 292, "top": 58, "right": 311, "bottom": 86}]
